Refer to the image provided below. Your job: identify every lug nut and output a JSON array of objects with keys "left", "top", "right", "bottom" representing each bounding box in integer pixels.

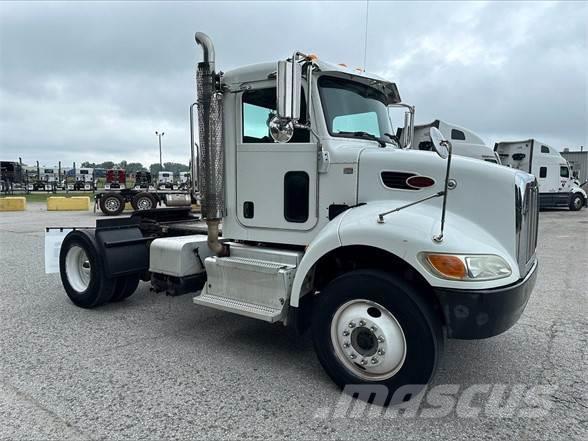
[
  {"left": 348, "top": 321, "right": 356, "bottom": 328},
  {"left": 342, "top": 330, "right": 350, "bottom": 337},
  {"left": 371, "top": 357, "right": 379, "bottom": 364},
  {"left": 359, "top": 320, "right": 366, "bottom": 327},
  {"left": 350, "top": 353, "right": 357, "bottom": 359},
  {"left": 360, "top": 359, "right": 368, "bottom": 366},
  {"left": 377, "top": 349, "right": 385, "bottom": 356},
  {"left": 377, "top": 336, "right": 385, "bottom": 343},
  {"left": 370, "top": 326, "right": 377, "bottom": 332},
  {"left": 343, "top": 342, "right": 350, "bottom": 348}
]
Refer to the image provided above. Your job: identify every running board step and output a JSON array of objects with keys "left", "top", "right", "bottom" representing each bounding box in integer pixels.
[
  {"left": 193, "top": 247, "right": 303, "bottom": 323},
  {"left": 193, "top": 293, "right": 284, "bottom": 322}
]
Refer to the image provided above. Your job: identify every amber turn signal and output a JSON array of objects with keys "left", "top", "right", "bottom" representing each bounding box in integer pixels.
[{"left": 426, "top": 254, "right": 467, "bottom": 279}]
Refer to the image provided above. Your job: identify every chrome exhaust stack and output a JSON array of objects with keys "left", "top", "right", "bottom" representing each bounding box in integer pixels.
[{"left": 195, "top": 32, "right": 226, "bottom": 255}]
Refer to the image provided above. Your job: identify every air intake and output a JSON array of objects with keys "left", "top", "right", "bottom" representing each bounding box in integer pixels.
[{"left": 381, "top": 171, "right": 418, "bottom": 190}]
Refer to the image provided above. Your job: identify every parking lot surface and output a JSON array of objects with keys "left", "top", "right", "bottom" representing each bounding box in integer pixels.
[{"left": 1, "top": 204, "right": 586, "bottom": 440}]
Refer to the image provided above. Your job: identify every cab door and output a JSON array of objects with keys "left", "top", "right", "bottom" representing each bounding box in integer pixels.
[{"left": 236, "top": 84, "right": 318, "bottom": 231}]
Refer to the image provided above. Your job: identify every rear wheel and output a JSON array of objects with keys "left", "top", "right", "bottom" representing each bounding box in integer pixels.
[
  {"left": 312, "top": 269, "right": 443, "bottom": 405},
  {"left": 131, "top": 192, "right": 156, "bottom": 211},
  {"left": 99, "top": 194, "right": 125, "bottom": 216},
  {"left": 569, "top": 193, "right": 584, "bottom": 211},
  {"left": 111, "top": 276, "right": 140, "bottom": 302},
  {"left": 59, "top": 230, "right": 117, "bottom": 308}
]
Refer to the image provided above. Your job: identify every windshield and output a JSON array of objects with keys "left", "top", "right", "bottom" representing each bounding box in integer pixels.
[{"left": 318, "top": 76, "right": 393, "bottom": 140}]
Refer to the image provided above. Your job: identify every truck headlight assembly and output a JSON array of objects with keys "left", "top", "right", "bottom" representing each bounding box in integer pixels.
[{"left": 421, "top": 253, "right": 511, "bottom": 281}]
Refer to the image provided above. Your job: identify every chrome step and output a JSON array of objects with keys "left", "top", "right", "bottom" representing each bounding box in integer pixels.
[
  {"left": 193, "top": 249, "right": 302, "bottom": 323},
  {"left": 193, "top": 293, "right": 284, "bottom": 322}
]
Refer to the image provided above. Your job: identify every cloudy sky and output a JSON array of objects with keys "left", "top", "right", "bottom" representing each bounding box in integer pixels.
[{"left": 0, "top": 1, "right": 586, "bottom": 167}]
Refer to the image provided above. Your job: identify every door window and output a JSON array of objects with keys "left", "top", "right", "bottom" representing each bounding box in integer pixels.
[
  {"left": 560, "top": 166, "right": 569, "bottom": 178},
  {"left": 242, "top": 88, "right": 309, "bottom": 143},
  {"left": 539, "top": 167, "right": 547, "bottom": 178}
]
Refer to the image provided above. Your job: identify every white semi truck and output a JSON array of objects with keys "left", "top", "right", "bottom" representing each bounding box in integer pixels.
[
  {"left": 408, "top": 120, "right": 500, "bottom": 163},
  {"left": 52, "top": 33, "right": 539, "bottom": 404},
  {"left": 496, "top": 139, "right": 587, "bottom": 211}
]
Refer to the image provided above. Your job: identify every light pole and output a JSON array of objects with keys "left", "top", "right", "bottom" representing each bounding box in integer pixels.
[{"left": 155, "top": 131, "right": 165, "bottom": 169}]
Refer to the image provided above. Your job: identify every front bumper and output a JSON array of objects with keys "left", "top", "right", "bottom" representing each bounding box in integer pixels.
[{"left": 434, "top": 260, "right": 538, "bottom": 339}]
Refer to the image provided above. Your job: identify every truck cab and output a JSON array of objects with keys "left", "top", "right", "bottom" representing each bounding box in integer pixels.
[
  {"left": 496, "top": 139, "right": 587, "bottom": 211},
  {"left": 409, "top": 120, "right": 500, "bottom": 163},
  {"left": 73, "top": 168, "right": 95, "bottom": 191},
  {"left": 53, "top": 33, "right": 539, "bottom": 404},
  {"left": 157, "top": 171, "right": 174, "bottom": 190},
  {"left": 104, "top": 169, "right": 125, "bottom": 190}
]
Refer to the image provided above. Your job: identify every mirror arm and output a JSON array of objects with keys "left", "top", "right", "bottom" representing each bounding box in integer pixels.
[
  {"left": 377, "top": 191, "right": 444, "bottom": 223},
  {"left": 433, "top": 142, "right": 453, "bottom": 242}
]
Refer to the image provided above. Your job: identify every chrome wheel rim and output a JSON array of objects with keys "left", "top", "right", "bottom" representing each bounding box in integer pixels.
[
  {"left": 330, "top": 299, "right": 406, "bottom": 381},
  {"left": 137, "top": 197, "right": 152, "bottom": 210},
  {"left": 104, "top": 197, "right": 121, "bottom": 212},
  {"left": 65, "top": 245, "right": 91, "bottom": 292},
  {"left": 574, "top": 197, "right": 582, "bottom": 209}
]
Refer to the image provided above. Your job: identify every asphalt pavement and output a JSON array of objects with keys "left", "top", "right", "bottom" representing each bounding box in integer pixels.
[{"left": 0, "top": 203, "right": 586, "bottom": 440}]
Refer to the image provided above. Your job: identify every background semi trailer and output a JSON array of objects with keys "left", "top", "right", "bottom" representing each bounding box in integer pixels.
[
  {"left": 495, "top": 139, "right": 587, "bottom": 211},
  {"left": 95, "top": 188, "right": 192, "bottom": 215},
  {"left": 52, "top": 32, "right": 539, "bottom": 404}
]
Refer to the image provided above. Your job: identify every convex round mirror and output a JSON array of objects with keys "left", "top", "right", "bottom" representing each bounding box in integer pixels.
[
  {"left": 429, "top": 127, "right": 450, "bottom": 159},
  {"left": 269, "top": 115, "right": 294, "bottom": 143}
]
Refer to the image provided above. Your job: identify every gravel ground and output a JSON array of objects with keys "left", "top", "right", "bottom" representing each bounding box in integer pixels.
[{"left": 0, "top": 203, "right": 586, "bottom": 440}]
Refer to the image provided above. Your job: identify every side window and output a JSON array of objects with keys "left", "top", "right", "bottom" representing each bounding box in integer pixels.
[
  {"left": 451, "top": 129, "right": 466, "bottom": 141},
  {"left": 242, "top": 88, "right": 309, "bottom": 143},
  {"left": 541, "top": 145, "right": 550, "bottom": 154},
  {"left": 560, "top": 166, "right": 569, "bottom": 178},
  {"left": 539, "top": 167, "right": 547, "bottom": 178}
]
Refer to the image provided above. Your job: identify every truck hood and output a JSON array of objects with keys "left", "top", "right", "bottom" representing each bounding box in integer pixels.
[{"left": 357, "top": 148, "right": 526, "bottom": 265}]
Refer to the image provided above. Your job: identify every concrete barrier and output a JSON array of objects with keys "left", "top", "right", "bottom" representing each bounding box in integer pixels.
[
  {"left": 47, "top": 196, "right": 91, "bottom": 211},
  {"left": 0, "top": 197, "right": 26, "bottom": 211}
]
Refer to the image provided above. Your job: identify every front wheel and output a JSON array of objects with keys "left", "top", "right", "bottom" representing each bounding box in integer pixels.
[
  {"left": 569, "top": 193, "right": 584, "bottom": 211},
  {"left": 312, "top": 270, "right": 443, "bottom": 405}
]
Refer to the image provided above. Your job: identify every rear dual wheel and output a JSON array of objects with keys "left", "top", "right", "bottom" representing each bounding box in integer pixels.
[
  {"left": 60, "top": 230, "right": 140, "bottom": 308},
  {"left": 99, "top": 194, "right": 125, "bottom": 216},
  {"left": 131, "top": 192, "right": 156, "bottom": 211},
  {"left": 312, "top": 270, "right": 443, "bottom": 405}
]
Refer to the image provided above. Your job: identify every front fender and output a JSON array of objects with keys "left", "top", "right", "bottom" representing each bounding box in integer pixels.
[{"left": 290, "top": 201, "right": 522, "bottom": 307}]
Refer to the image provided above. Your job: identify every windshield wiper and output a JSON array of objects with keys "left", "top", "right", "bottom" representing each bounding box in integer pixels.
[{"left": 335, "top": 131, "right": 388, "bottom": 148}]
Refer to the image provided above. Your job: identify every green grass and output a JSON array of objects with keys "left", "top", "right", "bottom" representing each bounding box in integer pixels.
[{"left": 0, "top": 192, "right": 94, "bottom": 202}]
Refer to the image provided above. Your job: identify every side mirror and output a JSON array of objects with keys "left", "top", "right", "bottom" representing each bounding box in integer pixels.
[
  {"left": 429, "top": 127, "right": 450, "bottom": 159},
  {"left": 277, "top": 60, "right": 302, "bottom": 120}
]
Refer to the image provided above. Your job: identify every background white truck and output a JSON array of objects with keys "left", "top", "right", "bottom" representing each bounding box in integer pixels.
[
  {"left": 52, "top": 32, "right": 539, "bottom": 404},
  {"left": 496, "top": 139, "right": 587, "bottom": 211},
  {"left": 408, "top": 120, "right": 500, "bottom": 163}
]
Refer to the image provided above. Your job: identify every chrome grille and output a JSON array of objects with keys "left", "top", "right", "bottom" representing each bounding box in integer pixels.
[{"left": 515, "top": 173, "right": 539, "bottom": 277}]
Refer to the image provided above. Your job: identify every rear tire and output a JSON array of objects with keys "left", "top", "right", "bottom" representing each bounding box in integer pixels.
[
  {"left": 111, "top": 276, "right": 140, "bottom": 302},
  {"left": 131, "top": 193, "right": 156, "bottom": 211},
  {"left": 569, "top": 193, "right": 584, "bottom": 211},
  {"left": 312, "top": 269, "right": 443, "bottom": 405},
  {"left": 59, "top": 230, "right": 117, "bottom": 308},
  {"left": 99, "top": 194, "right": 125, "bottom": 216}
]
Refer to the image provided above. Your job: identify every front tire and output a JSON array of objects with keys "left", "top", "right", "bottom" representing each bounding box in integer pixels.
[
  {"left": 59, "top": 230, "right": 117, "bottom": 308},
  {"left": 569, "top": 193, "right": 584, "bottom": 211},
  {"left": 312, "top": 270, "right": 443, "bottom": 405}
]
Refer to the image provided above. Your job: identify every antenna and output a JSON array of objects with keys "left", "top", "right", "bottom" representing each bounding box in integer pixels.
[{"left": 363, "top": 0, "right": 369, "bottom": 71}]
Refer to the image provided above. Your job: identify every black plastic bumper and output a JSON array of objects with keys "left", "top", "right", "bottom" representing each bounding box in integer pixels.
[{"left": 434, "top": 261, "right": 538, "bottom": 339}]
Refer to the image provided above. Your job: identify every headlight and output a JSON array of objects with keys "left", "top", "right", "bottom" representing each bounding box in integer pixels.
[{"left": 421, "top": 253, "right": 512, "bottom": 281}]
